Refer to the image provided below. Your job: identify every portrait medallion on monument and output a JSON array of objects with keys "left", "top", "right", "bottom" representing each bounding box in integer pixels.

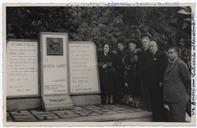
[{"left": 46, "top": 38, "right": 63, "bottom": 56}]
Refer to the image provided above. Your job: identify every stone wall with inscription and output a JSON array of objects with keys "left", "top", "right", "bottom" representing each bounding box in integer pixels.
[
  {"left": 69, "top": 42, "right": 100, "bottom": 95},
  {"left": 6, "top": 40, "right": 38, "bottom": 97},
  {"left": 6, "top": 40, "right": 101, "bottom": 111}
]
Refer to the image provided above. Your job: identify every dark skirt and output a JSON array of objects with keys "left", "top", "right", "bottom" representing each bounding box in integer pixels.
[
  {"left": 125, "top": 74, "right": 141, "bottom": 97},
  {"left": 99, "top": 69, "right": 115, "bottom": 95}
]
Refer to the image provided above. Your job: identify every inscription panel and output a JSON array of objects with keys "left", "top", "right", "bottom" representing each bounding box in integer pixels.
[
  {"left": 69, "top": 42, "right": 100, "bottom": 94},
  {"left": 7, "top": 40, "right": 38, "bottom": 97}
]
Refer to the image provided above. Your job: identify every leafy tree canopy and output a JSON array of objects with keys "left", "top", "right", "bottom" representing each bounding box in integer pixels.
[{"left": 7, "top": 7, "right": 191, "bottom": 65}]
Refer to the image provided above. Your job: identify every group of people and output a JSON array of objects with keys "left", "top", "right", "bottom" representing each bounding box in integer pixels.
[{"left": 98, "top": 35, "right": 191, "bottom": 122}]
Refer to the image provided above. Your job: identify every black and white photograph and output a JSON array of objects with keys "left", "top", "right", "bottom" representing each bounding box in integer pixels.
[{"left": 3, "top": 2, "right": 196, "bottom": 127}]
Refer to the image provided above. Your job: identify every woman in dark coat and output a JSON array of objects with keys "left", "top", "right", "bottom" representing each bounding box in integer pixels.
[
  {"left": 98, "top": 43, "right": 115, "bottom": 104},
  {"left": 123, "top": 41, "right": 140, "bottom": 107}
]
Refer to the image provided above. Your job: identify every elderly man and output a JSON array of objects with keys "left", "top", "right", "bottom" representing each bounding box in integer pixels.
[
  {"left": 163, "top": 47, "right": 190, "bottom": 122},
  {"left": 148, "top": 41, "right": 168, "bottom": 121}
]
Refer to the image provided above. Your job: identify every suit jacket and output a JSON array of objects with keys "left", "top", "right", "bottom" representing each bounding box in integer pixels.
[{"left": 163, "top": 58, "right": 190, "bottom": 103}]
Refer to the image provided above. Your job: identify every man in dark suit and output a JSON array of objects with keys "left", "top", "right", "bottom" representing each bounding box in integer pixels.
[
  {"left": 148, "top": 41, "right": 168, "bottom": 121},
  {"left": 163, "top": 47, "right": 190, "bottom": 122},
  {"left": 137, "top": 36, "right": 152, "bottom": 110}
]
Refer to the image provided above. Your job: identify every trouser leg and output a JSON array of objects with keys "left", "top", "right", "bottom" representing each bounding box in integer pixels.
[
  {"left": 169, "top": 101, "right": 186, "bottom": 122},
  {"left": 150, "top": 87, "right": 164, "bottom": 121},
  {"left": 140, "top": 81, "right": 151, "bottom": 110}
]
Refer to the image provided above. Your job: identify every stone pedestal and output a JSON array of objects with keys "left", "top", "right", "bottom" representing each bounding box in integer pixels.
[
  {"left": 41, "top": 95, "right": 73, "bottom": 111},
  {"left": 40, "top": 32, "right": 73, "bottom": 111}
]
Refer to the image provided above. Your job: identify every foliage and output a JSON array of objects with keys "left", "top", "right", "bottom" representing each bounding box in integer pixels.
[{"left": 7, "top": 7, "right": 191, "bottom": 65}]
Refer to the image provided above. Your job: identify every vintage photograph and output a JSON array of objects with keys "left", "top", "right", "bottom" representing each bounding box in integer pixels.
[{"left": 4, "top": 3, "right": 195, "bottom": 126}]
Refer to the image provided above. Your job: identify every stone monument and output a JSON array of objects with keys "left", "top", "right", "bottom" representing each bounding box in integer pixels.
[{"left": 40, "top": 32, "right": 73, "bottom": 111}]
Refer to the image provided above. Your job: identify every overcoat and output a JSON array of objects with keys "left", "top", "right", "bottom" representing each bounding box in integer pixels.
[
  {"left": 163, "top": 58, "right": 190, "bottom": 103},
  {"left": 136, "top": 49, "right": 152, "bottom": 109},
  {"left": 113, "top": 49, "right": 128, "bottom": 92},
  {"left": 123, "top": 50, "right": 139, "bottom": 96},
  {"left": 146, "top": 50, "right": 168, "bottom": 121},
  {"left": 98, "top": 51, "right": 115, "bottom": 95},
  {"left": 146, "top": 51, "right": 168, "bottom": 88}
]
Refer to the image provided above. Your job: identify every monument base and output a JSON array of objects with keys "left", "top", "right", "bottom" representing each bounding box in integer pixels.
[
  {"left": 7, "top": 95, "right": 101, "bottom": 111},
  {"left": 71, "top": 95, "right": 101, "bottom": 106},
  {"left": 41, "top": 95, "right": 73, "bottom": 111},
  {"left": 7, "top": 98, "right": 41, "bottom": 111}
]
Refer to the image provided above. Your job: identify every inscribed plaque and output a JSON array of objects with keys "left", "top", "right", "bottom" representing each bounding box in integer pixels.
[
  {"left": 6, "top": 40, "right": 38, "bottom": 97},
  {"left": 69, "top": 41, "right": 100, "bottom": 94}
]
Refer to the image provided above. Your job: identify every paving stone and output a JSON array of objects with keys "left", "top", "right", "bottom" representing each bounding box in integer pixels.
[
  {"left": 10, "top": 111, "right": 37, "bottom": 122},
  {"left": 30, "top": 110, "right": 54, "bottom": 115},
  {"left": 92, "top": 109, "right": 117, "bottom": 115},
  {"left": 11, "top": 110, "right": 31, "bottom": 115},
  {"left": 125, "top": 109, "right": 136, "bottom": 113},
  {"left": 33, "top": 113, "right": 59, "bottom": 120},
  {"left": 110, "top": 107, "right": 129, "bottom": 111},
  {"left": 84, "top": 105, "right": 103, "bottom": 110},
  {"left": 73, "top": 106, "right": 87, "bottom": 111},
  {"left": 53, "top": 110, "right": 79, "bottom": 119},
  {"left": 102, "top": 111, "right": 117, "bottom": 115},
  {"left": 72, "top": 110, "right": 94, "bottom": 117},
  {"left": 114, "top": 110, "right": 130, "bottom": 113},
  {"left": 30, "top": 110, "right": 59, "bottom": 120},
  {"left": 101, "top": 105, "right": 120, "bottom": 109},
  {"left": 13, "top": 115, "right": 37, "bottom": 122},
  {"left": 88, "top": 112, "right": 101, "bottom": 116},
  {"left": 83, "top": 105, "right": 97, "bottom": 108}
]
